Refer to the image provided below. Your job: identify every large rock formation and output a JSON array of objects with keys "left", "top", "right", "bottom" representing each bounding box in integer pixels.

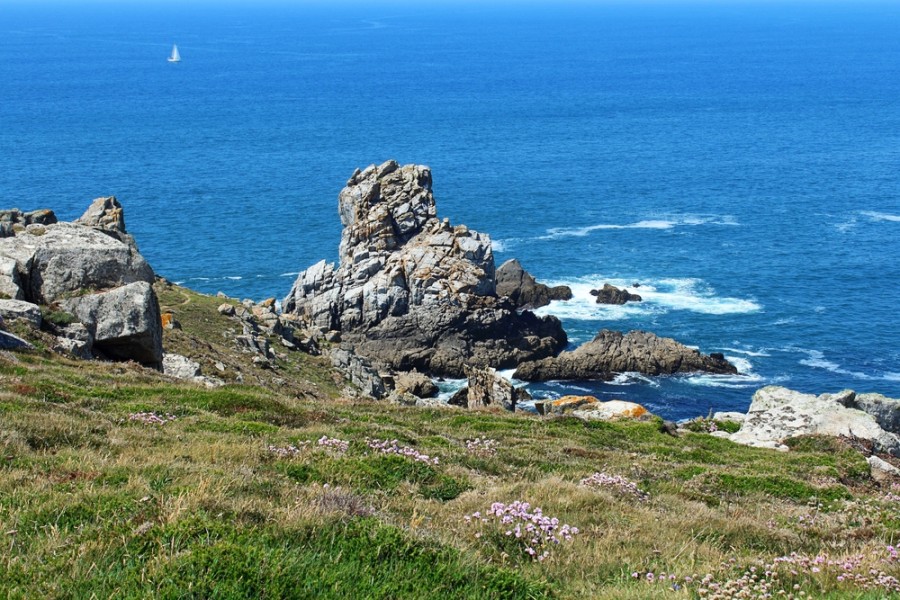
[
  {"left": 464, "top": 366, "right": 521, "bottom": 411},
  {"left": 495, "top": 259, "right": 572, "bottom": 310},
  {"left": 728, "top": 386, "right": 900, "bottom": 455},
  {"left": 591, "top": 284, "right": 642, "bottom": 305},
  {"left": 513, "top": 329, "right": 737, "bottom": 381},
  {"left": 284, "top": 161, "right": 567, "bottom": 377},
  {"left": 0, "top": 197, "right": 163, "bottom": 368},
  {"left": 535, "top": 395, "right": 650, "bottom": 421}
]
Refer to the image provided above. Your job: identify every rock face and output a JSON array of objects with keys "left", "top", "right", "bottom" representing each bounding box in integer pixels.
[
  {"left": 729, "top": 386, "right": 900, "bottom": 455},
  {"left": 495, "top": 259, "right": 572, "bottom": 310},
  {"left": 393, "top": 370, "right": 438, "bottom": 399},
  {"left": 0, "top": 198, "right": 163, "bottom": 367},
  {"left": 591, "top": 284, "right": 642, "bottom": 305},
  {"left": 283, "top": 161, "right": 567, "bottom": 377},
  {"left": 514, "top": 329, "right": 737, "bottom": 381}
]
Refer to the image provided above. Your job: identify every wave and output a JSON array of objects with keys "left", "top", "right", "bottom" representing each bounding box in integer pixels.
[
  {"left": 539, "top": 214, "right": 738, "bottom": 240},
  {"left": 534, "top": 275, "right": 760, "bottom": 320},
  {"left": 683, "top": 372, "right": 765, "bottom": 389},
  {"left": 796, "top": 349, "right": 884, "bottom": 381},
  {"left": 608, "top": 372, "right": 660, "bottom": 388},
  {"left": 280, "top": 272, "right": 300, "bottom": 277},
  {"left": 491, "top": 239, "right": 508, "bottom": 253},
  {"left": 719, "top": 346, "right": 771, "bottom": 357},
  {"left": 861, "top": 211, "right": 900, "bottom": 223}
]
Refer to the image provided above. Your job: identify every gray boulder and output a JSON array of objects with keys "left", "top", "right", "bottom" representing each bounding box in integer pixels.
[
  {"left": 393, "top": 370, "right": 439, "bottom": 398},
  {"left": 61, "top": 281, "right": 163, "bottom": 368},
  {"left": 729, "top": 386, "right": 900, "bottom": 456},
  {"left": 495, "top": 259, "right": 572, "bottom": 310},
  {"left": 834, "top": 391, "right": 900, "bottom": 435},
  {"left": 284, "top": 162, "right": 567, "bottom": 377},
  {"left": 591, "top": 284, "right": 642, "bottom": 305},
  {"left": 0, "top": 209, "right": 57, "bottom": 238},
  {"left": 514, "top": 329, "right": 737, "bottom": 381},
  {"left": 0, "top": 299, "right": 42, "bottom": 328},
  {"left": 330, "top": 347, "right": 389, "bottom": 400}
]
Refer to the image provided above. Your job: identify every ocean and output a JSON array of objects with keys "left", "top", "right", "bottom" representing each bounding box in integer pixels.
[{"left": 2, "top": 1, "right": 899, "bottom": 420}]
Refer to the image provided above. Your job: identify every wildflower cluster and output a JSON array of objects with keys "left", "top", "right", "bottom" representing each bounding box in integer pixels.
[
  {"left": 630, "top": 546, "right": 900, "bottom": 598},
  {"left": 465, "top": 501, "right": 579, "bottom": 561},
  {"left": 317, "top": 435, "right": 350, "bottom": 453},
  {"left": 580, "top": 472, "right": 648, "bottom": 501},
  {"left": 366, "top": 438, "right": 438, "bottom": 465},
  {"left": 128, "top": 412, "right": 176, "bottom": 425},
  {"left": 267, "top": 442, "right": 309, "bottom": 458},
  {"left": 686, "top": 417, "right": 719, "bottom": 433},
  {"left": 465, "top": 437, "right": 499, "bottom": 456}
]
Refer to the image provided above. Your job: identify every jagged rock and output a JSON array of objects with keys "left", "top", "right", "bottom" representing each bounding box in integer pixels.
[
  {"left": 464, "top": 366, "right": 519, "bottom": 411},
  {"left": 712, "top": 411, "right": 746, "bottom": 424},
  {"left": 75, "top": 196, "right": 128, "bottom": 238},
  {"left": 0, "top": 299, "right": 42, "bottom": 328},
  {"left": 729, "top": 386, "right": 900, "bottom": 456},
  {"left": 447, "top": 387, "right": 469, "bottom": 408},
  {"left": 218, "top": 303, "right": 236, "bottom": 316},
  {"left": 60, "top": 281, "right": 163, "bottom": 368},
  {"left": 330, "top": 348, "right": 388, "bottom": 399},
  {"left": 284, "top": 162, "right": 566, "bottom": 377},
  {"left": 833, "top": 391, "right": 900, "bottom": 435},
  {"left": 393, "top": 370, "right": 438, "bottom": 398},
  {"left": 590, "top": 284, "right": 642, "bottom": 305},
  {"left": 0, "top": 209, "right": 57, "bottom": 238},
  {"left": 495, "top": 259, "right": 572, "bottom": 309},
  {"left": 514, "top": 330, "right": 737, "bottom": 381},
  {"left": 0, "top": 257, "right": 24, "bottom": 300}
]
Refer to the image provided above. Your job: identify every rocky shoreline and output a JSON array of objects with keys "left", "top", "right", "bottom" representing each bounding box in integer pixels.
[{"left": 3, "top": 161, "right": 898, "bottom": 471}]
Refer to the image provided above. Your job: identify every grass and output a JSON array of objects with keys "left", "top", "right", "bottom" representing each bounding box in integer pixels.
[{"left": 0, "top": 283, "right": 899, "bottom": 598}]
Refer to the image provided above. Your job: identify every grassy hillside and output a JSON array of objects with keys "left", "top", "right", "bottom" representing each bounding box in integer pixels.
[{"left": 1, "top": 284, "right": 899, "bottom": 598}]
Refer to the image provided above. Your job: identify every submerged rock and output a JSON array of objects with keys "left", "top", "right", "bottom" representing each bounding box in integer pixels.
[
  {"left": 590, "top": 284, "right": 642, "bottom": 305},
  {"left": 283, "top": 161, "right": 567, "bottom": 377},
  {"left": 495, "top": 259, "right": 572, "bottom": 310},
  {"left": 514, "top": 329, "right": 737, "bottom": 381},
  {"left": 729, "top": 386, "right": 900, "bottom": 456}
]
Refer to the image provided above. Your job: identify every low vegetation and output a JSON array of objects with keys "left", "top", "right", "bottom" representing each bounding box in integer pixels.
[{"left": 1, "top": 284, "right": 898, "bottom": 598}]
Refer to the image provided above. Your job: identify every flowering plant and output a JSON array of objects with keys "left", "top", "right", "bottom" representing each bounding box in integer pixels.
[{"left": 465, "top": 501, "right": 579, "bottom": 561}]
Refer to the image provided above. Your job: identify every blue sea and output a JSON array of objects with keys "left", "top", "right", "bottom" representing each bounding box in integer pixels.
[{"left": 2, "top": 1, "right": 899, "bottom": 420}]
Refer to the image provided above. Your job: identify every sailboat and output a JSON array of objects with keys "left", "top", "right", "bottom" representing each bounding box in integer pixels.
[{"left": 168, "top": 44, "right": 181, "bottom": 63}]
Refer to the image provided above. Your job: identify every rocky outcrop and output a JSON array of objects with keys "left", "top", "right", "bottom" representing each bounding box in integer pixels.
[
  {"left": 162, "top": 353, "right": 222, "bottom": 387},
  {"left": 0, "top": 198, "right": 163, "bottom": 367},
  {"left": 514, "top": 329, "right": 737, "bottom": 381},
  {"left": 591, "top": 284, "right": 642, "bottom": 305},
  {"left": 534, "top": 395, "right": 650, "bottom": 421},
  {"left": 283, "top": 161, "right": 567, "bottom": 377},
  {"left": 0, "top": 299, "right": 42, "bottom": 329},
  {"left": 837, "top": 391, "right": 900, "bottom": 435},
  {"left": 330, "top": 348, "right": 389, "bottom": 399},
  {"left": 464, "top": 366, "right": 520, "bottom": 411},
  {"left": 393, "top": 370, "right": 438, "bottom": 399},
  {"left": 0, "top": 209, "right": 57, "bottom": 238},
  {"left": 495, "top": 259, "right": 572, "bottom": 310},
  {"left": 728, "top": 386, "right": 900, "bottom": 455}
]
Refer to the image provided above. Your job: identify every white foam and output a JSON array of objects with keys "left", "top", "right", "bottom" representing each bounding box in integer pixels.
[
  {"left": 491, "top": 239, "right": 507, "bottom": 253},
  {"left": 435, "top": 378, "right": 467, "bottom": 401},
  {"left": 534, "top": 275, "right": 760, "bottom": 320},
  {"left": 883, "top": 373, "right": 900, "bottom": 382},
  {"left": 720, "top": 347, "right": 771, "bottom": 357},
  {"left": 280, "top": 272, "right": 300, "bottom": 277},
  {"left": 539, "top": 215, "right": 738, "bottom": 240},
  {"left": 861, "top": 211, "right": 900, "bottom": 223},
  {"left": 725, "top": 355, "right": 754, "bottom": 374},
  {"left": 607, "top": 372, "right": 660, "bottom": 387},
  {"left": 226, "top": 276, "right": 243, "bottom": 280},
  {"left": 684, "top": 373, "right": 764, "bottom": 389},
  {"left": 797, "top": 349, "right": 874, "bottom": 381}
]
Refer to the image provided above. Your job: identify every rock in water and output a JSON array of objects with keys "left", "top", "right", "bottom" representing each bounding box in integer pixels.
[
  {"left": 495, "top": 259, "right": 572, "bottom": 310},
  {"left": 513, "top": 329, "right": 737, "bottom": 381},
  {"left": 590, "top": 283, "right": 642, "bottom": 305},
  {"left": 729, "top": 386, "right": 900, "bottom": 455},
  {"left": 283, "top": 161, "right": 567, "bottom": 377}
]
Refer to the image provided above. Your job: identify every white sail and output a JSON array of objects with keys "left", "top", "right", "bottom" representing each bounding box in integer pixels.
[{"left": 168, "top": 44, "right": 180, "bottom": 62}]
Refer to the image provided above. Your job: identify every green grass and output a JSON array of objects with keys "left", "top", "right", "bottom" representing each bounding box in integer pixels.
[{"left": 1, "top": 283, "right": 898, "bottom": 598}]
